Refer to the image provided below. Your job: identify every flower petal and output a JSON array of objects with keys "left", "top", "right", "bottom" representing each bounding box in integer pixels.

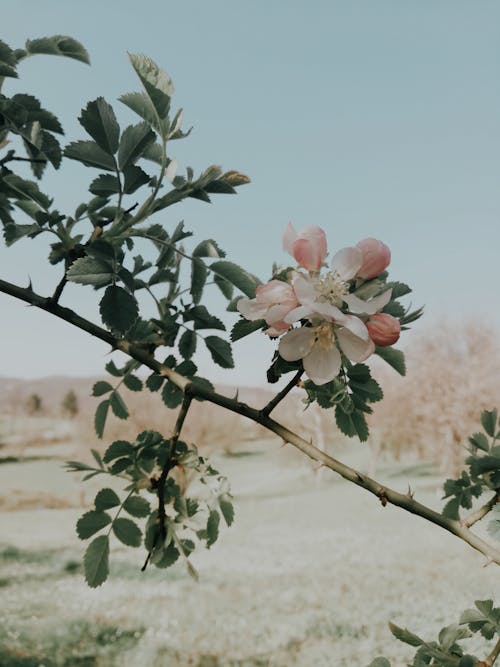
[
  {"left": 284, "top": 305, "right": 314, "bottom": 324},
  {"left": 303, "top": 345, "right": 341, "bottom": 385},
  {"left": 330, "top": 246, "right": 363, "bottom": 281},
  {"left": 237, "top": 297, "right": 268, "bottom": 320},
  {"left": 344, "top": 288, "right": 392, "bottom": 315},
  {"left": 282, "top": 222, "right": 297, "bottom": 254},
  {"left": 337, "top": 326, "right": 375, "bottom": 362},
  {"left": 279, "top": 327, "right": 314, "bottom": 361}
]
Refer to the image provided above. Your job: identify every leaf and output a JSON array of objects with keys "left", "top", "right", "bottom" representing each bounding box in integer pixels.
[
  {"left": 106, "top": 359, "right": 124, "bottom": 376},
  {"left": 146, "top": 373, "right": 164, "bottom": 392},
  {"left": 481, "top": 409, "right": 498, "bottom": 438},
  {"left": 214, "top": 274, "right": 233, "bottom": 300},
  {"left": 67, "top": 256, "right": 114, "bottom": 287},
  {"left": 112, "top": 518, "right": 142, "bottom": 547},
  {"left": 119, "top": 92, "right": 159, "bottom": 130},
  {"left": 154, "top": 541, "right": 180, "bottom": 569},
  {"left": 219, "top": 496, "right": 234, "bottom": 527},
  {"left": 206, "top": 509, "right": 220, "bottom": 548},
  {"left": 25, "top": 35, "right": 90, "bottom": 64},
  {"left": 94, "top": 488, "right": 121, "bottom": 511},
  {"left": 209, "top": 260, "right": 261, "bottom": 297},
  {"left": 94, "top": 400, "right": 110, "bottom": 439},
  {"left": 2, "top": 174, "right": 51, "bottom": 209},
  {"left": 84, "top": 535, "right": 109, "bottom": 588},
  {"left": 123, "top": 374, "right": 143, "bottom": 392},
  {"left": 179, "top": 329, "right": 197, "bottom": 360},
  {"left": 368, "top": 660, "right": 391, "bottom": 667},
  {"left": 89, "top": 174, "right": 120, "bottom": 196},
  {"left": 388, "top": 622, "right": 423, "bottom": 647},
  {"left": 65, "top": 140, "right": 116, "bottom": 171},
  {"left": 92, "top": 381, "right": 113, "bottom": 397},
  {"left": 335, "top": 406, "right": 369, "bottom": 442},
  {"left": 375, "top": 346, "right": 406, "bottom": 376},
  {"left": 123, "top": 495, "right": 151, "bottom": 518},
  {"left": 231, "top": 318, "right": 265, "bottom": 342},
  {"left": 118, "top": 122, "right": 156, "bottom": 169},
  {"left": 161, "top": 381, "right": 183, "bottom": 409},
  {"left": 469, "top": 432, "right": 490, "bottom": 452},
  {"left": 184, "top": 305, "right": 225, "bottom": 331},
  {"left": 76, "top": 510, "right": 111, "bottom": 539},
  {"left": 128, "top": 53, "right": 174, "bottom": 121},
  {"left": 103, "top": 440, "right": 134, "bottom": 463},
  {"left": 99, "top": 285, "right": 139, "bottom": 334},
  {"left": 109, "top": 391, "right": 129, "bottom": 420},
  {"left": 191, "top": 258, "right": 207, "bottom": 304},
  {"left": 79, "top": 98, "right": 120, "bottom": 155},
  {"left": 122, "top": 164, "right": 150, "bottom": 194},
  {"left": 192, "top": 239, "right": 225, "bottom": 258},
  {"left": 205, "top": 336, "right": 234, "bottom": 369}
]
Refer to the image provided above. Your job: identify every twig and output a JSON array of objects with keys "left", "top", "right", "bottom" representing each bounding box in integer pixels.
[
  {"left": 2, "top": 276, "right": 500, "bottom": 567},
  {"left": 485, "top": 637, "right": 500, "bottom": 666},
  {"left": 0, "top": 149, "right": 47, "bottom": 166},
  {"left": 463, "top": 493, "right": 499, "bottom": 528},
  {"left": 261, "top": 370, "right": 303, "bottom": 416}
]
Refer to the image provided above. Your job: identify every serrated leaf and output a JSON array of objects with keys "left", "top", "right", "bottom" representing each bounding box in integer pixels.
[
  {"left": 154, "top": 541, "right": 180, "bottom": 569},
  {"left": 92, "top": 381, "right": 113, "bottom": 397},
  {"left": 112, "top": 517, "right": 142, "bottom": 547},
  {"left": 110, "top": 457, "right": 132, "bottom": 474},
  {"left": 122, "top": 164, "right": 150, "bottom": 194},
  {"left": 94, "top": 400, "right": 110, "bottom": 439},
  {"left": 99, "top": 285, "right": 139, "bottom": 334},
  {"left": 25, "top": 35, "right": 90, "bottom": 64},
  {"left": 191, "top": 258, "right": 207, "bottom": 304},
  {"left": 209, "top": 260, "right": 261, "bottom": 298},
  {"left": 65, "top": 140, "right": 116, "bottom": 171},
  {"left": 89, "top": 174, "right": 120, "bottom": 196},
  {"left": 219, "top": 496, "right": 234, "bottom": 527},
  {"left": 179, "top": 329, "right": 197, "bottom": 360},
  {"left": 375, "top": 346, "right": 406, "bottom": 376},
  {"left": 109, "top": 391, "right": 129, "bottom": 420},
  {"left": 368, "top": 660, "right": 391, "bottom": 667},
  {"left": 94, "top": 488, "right": 121, "bottom": 511},
  {"left": 214, "top": 274, "right": 233, "bottom": 300},
  {"left": 146, "top": 373, "right": 164, "bottom": 392},
  {"left": 118, "top": 122, "right": 156, "bottom": 169},
  {"left": 84, "top": 535, "right": 109, "bottom": 588},
  {"left": 192, "top": 239, "right": 225, "bottom": 258},
  {"left": 105, "top": 359, "right": 124, "bottom": 377},
  {"left": 335, "top": 406, "right": 369, "bottom": 442},
  {"left": 3, "top": 174, "right": 51, "bottom": 209},
  {"left": 469, "top": 432, "right": 490, "bottom": 452},
  {"left": 122, "top": 374, "right": 143, "bottom": 392},
  {"left": 79, "top": 97, "right": 120, "bottom": 155},
  {"left": 206, "top": 509, "right": 220, "bottom": 548},
  {"left": 103, "top": 440, "right": 134, "bottom": 463},
  {"left": 388, "top": 622, "right": 423, "bottom": 647},
  {"left": 205, "top": 336, "right": 234, "bottom": 369},
  {"left": 67, "top": 256, "right": 114, "bottom": 287},
  {"left": 161, "top": 381, "right": 183, "bottom": 409},
  {"left": 231, "top": 318, "right": 265, "bottom": 342},
  {"left": 76, "top": 510, "right": 111, "bottom": 539},
  {"left": 119, "top": 91, "right": 159, "bottom": 130},
  {"left": 123, "top": 495, "right": 151, "bottom": 518},
  {"left": 128, "top": 53, "right": 174, "bottom": 122},
  {"left": 184, "top": 305, "right": 225, "bottom": 331},
  {"left": 482, "top": 409, "right": 498, "bottom": 438}
]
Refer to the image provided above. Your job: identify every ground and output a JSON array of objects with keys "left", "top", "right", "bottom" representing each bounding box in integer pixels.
[{"left": 0, "top": 429, "right": 499, "bottom": 667}]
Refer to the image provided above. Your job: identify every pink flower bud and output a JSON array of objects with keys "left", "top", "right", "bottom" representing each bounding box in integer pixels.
[
  {"left": 283, "top": 223, "right": 327, "bottom": 271},
  {"left": 237, "top": 279, "right": 299, "bottom": 337},
  {"left": 356, "top": 238, "right": 391, "bottom": 279},
  {"left": 366, "top": 313, "right": 400, "bottom": 347}
]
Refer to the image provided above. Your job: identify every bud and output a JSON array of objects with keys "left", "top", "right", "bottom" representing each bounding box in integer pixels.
[
  {"left": 283, "top": 223, "right": 327, "bottom": 271},
  {"left": 366, "top": 313, "right": 400, "bottom": 346},
  {"left": 356, "top": 238, "right": 391, "bottom": 279}
]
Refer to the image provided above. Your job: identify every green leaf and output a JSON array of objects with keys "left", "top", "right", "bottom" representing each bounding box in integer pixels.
[
  {"left": 205, "top": 336, "right": 234, "bottom": 369},
  {"left": 335, "top": 406, "right": 369, "bottom": 442},
  {"left": 206, "top": 509, "right": 220, "bottom": 548},
  {"left": 368, "top": 660, "right": 391, "bottom": 667},
  {"left": 2, "top": 174, "right": 51, "bottom": 209},
  {"left": 25, "top": 35, "right": 90, "bottom": 64},
  {"left": 123, "top": 374, "right": 143, "bottom": 392},
  {"left": 146, "top": 373, "right": 164, "bottom": 392},
  {"left": 231, "top": 318, "right": 265, "bottom": 342},
  {"left": 99, "top": 285, "right": 139, "bottom": 334},
  {"left": 184, "top": 305, "right": 225, "bottom": 331},
  {"left": 375, "top": 346, "right": 406, "bottom": 376},
  {"left": 79, "top": 98, "right": 120, "bottom": 155},
  {"left": 103, "top": 439, "right": 134, "bottom": 463},
  {"left": 94, "top": 400, "right": 110, "bottom": 439},
  {"left": 122, "top": 164, "right": 150, "bottom": 194},
  {"left": 94, "top": 488, "right": 121, "bottom": 511},
  {"left": 388, "top": 622, "right": 423, "bottom": 647},
  {"left": 192, "top": 239, "right": 225, "bottom": 258},
  {"left": 109, "top": 391, "right": 129, "bottom": 420},
  {"left": 67, "top": 256, "right": 114, "bottom": 287},
  {"left": 469, "top": 432, "right": 490, "bottom": 452},
  {"left": 209, "top": 260, "right": 261, "bottom": 298},
  {"left": 154, "top": 541, "right": 180, "bottom": 569},
  {"left": 161, "top": 381, "right": 183, "bottom": 409},
  {"left": 65, "top": 140, "right": 116, "bottom": 171},
  {"left": 191, "top": 258, "right": 207, "bottom": 304},
  {"left": 89, "top": 174, "right": 120, "bottom": 196},
  {"left": 84, "top": 535, "right": 109, "bottom": 588},
  {"left": 118, "top": 122, "right": 156, "bottom": 169},
  {"left": 179, "top": 329, "right": 197, "bottom": 360},
  {"left": 106, "top": 360, "right": 124, "bottom": 377},
  {"left": 219, "top": 496, "right": 234, "bottom": 527},
  {"left": 123, "top": 495, "right": 151, "bottom": 518},
  {"left": 128, "top": 53, "right": 174, "bottom": 121},
  {"left": 214, "top": 274, "right": 233, "bottom": 300},
  {"left": 119, "top": 92, "right": 159, "bottom": 130},
  {"left": 112, "top": 518, "right": 142, "bottom": 547},
  {"left": 481, "top": 409, "right": 498, "bottom": 438},
  {"left": 76, "top": 510, "right": 111, "bottom": 539},
  {"left": 92, "top": 381, "right": 113, "bottom": 397}
]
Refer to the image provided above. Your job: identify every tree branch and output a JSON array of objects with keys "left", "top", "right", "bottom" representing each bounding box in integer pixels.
[
  {"left": 2, "top": 276, "right": 500, "bottom": 567},
  {"left": 463, "top": 492, "right": 499, "bottom": 528},
  {"left": 261, "top": 369, "right": 303, "bottom": 416},
  {"left": 485, "top": 637, "right": 500, "bottom": 666}
]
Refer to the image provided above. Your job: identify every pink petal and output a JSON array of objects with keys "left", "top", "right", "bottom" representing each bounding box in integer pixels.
[
  {"left": 340, "top": 314, "right": 370, "bottom": 340},
  {"left": 330, "top": 247, "right": 363, "bottom": 281},
  {"left": 279, "top": 327, "right": 314, "bottom": 361},
  {"left": 337, "top": 327, "right": 375, "bottom": 362},
  {"left": 282, "top": 222, "right": 298, "bottom": 254},
  {"left": 303, "top": 345, "right": 341, "bottom": 385},
  {"left": 237, "top": 298, "right": 268, "bottom": 321},
  {"left": 293, "top": 238, "right": 323, "bottom": 271},
  {"left": 284, "top": 305, "right": 314, "bottom": 324}
]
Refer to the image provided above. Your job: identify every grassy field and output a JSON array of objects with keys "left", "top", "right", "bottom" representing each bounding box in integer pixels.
[{"left": 1, "top": 431, "right": 500, "bottom": 667}]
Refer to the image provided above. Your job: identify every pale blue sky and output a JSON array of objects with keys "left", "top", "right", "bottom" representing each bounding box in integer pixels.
[{"left": 1, "top": 1, "right": 499, "bottom": 385}]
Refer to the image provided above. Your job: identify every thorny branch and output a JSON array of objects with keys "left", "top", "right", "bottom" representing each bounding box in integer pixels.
[{"left": 2, "top": 276, "right": 500, "bottom": 567}]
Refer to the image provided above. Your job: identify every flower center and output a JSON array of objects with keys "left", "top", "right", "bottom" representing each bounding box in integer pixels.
[
  {"left": 313, "top": 323, "right": 335, "bottom": 351},
  {"left": 314, "top": 271, "right": 349, "bottom": 307}
]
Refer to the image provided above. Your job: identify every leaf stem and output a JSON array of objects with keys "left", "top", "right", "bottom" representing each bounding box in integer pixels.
[
  {"left": 462, "top": 493, "right": 499, "bottom": 528},
  {"left": 261, "top": 370, "right": 303, "bottom": 417}
]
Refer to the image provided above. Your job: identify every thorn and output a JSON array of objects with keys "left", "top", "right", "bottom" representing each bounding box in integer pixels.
[
  {"left": 483, "top": 557, "right": 494, "bottom": 568},
  {"left": 406, "top": 485, "right": 414, "bottom": 499},
  {"left": 356, "top": 472, "right": 365, "bottom": 483},
  {"left": 377, "top": 488, "right": 388, "bottom": 507},
  {"left": 280, "top": 439, "right": 288, "bottom": 448},
  {"left": 233, "top": 389, "right": 239, "bottom": 401}
]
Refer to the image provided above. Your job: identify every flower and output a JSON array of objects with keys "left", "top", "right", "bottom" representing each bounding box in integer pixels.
[
  {"left": 237, "top": 279, "right": 299, "bottom": 337},
  {"left": 366, "top": 312, "right": 400, "bottom": 346},
  {"left": 356, "top": 238, "right": 391, "bottom": 279},
  {"left": 283, "top": 223, "right": 327, "bottom": 271},
  {"left": 279, "top": 314, "right": 375, "bottom": 385}
]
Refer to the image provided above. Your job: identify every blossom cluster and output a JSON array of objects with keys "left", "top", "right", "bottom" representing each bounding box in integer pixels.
[{"left": 237, "top": 224, "right": 401, "bottom": 385}]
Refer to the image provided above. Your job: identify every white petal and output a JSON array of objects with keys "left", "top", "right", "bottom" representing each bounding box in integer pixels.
[
  {"left": 303, "top": 345, "right": 341, "bottom": 385},
  {"left": 344, "top": 289, "right": 392, "bottom": 315},
  {"left": 282, "top": 222, "right": 297, "bottom": 254},
  {"left": 284, "top": 305, "right": 313, "bottom": 324},
  {"left": 166, "top": 158, "right": 178, "bottom": 183},
  {"left": 311, "top": 301, "right": 347, "bottom": 322},
  {"left": 292, "top": 274, "right": 317, "bottom": 303},
  {"left": 337, "top": 327, "right": 374, "bottom": 362},
  {"left": 331, "top": 246, "right": 363, "bottom": 280},
  {"left": 237, "top": 298, "right": 267, "bottom": 320},
  {"left": 341, "top": 314, "right": 370, "bottom": 340},
  {"left": 279, "top": 327, "right": 314, "bottom": 361}
]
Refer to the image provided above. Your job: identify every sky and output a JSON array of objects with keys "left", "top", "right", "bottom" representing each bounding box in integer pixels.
[{"left": 1, "top": 0, "right": 499, "bottom": 386}]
